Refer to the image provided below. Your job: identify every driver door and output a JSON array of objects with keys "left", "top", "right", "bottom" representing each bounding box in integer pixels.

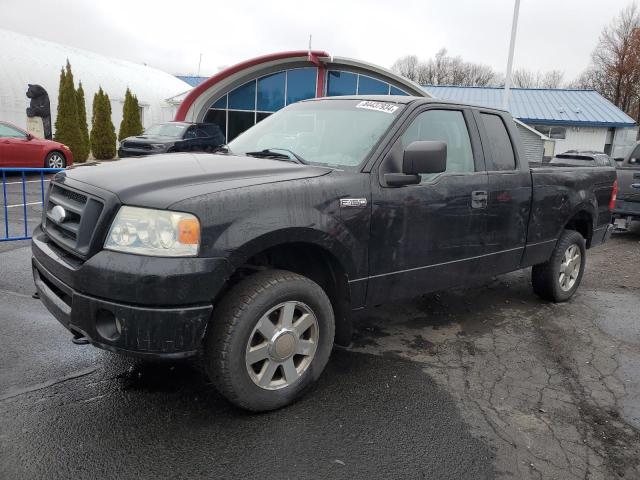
[{"left": 366, "top": 107, "right": 489, "bottom": 304}]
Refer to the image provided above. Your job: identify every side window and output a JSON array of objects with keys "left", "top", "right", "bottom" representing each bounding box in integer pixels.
[
  {"left": 629, "top": 145, "right": 640, "bottom": 164},
  {"left": 481, "top": 113, "right": 516, "bottom": 171},
  {"left": 399, "top": 109, "right": 474, "bottom": 182},
  {"left": 0, "top": 123, "right": 26, "bottom": 139},
  {"left": 183, "top": 127, "right": 197, "bottom": 139},
  {"left": 195, "top": 128, "right": 209, "bottom": 138}
]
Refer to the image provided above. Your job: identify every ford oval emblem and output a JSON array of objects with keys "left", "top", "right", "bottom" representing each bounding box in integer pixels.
[{"left": 50, "top": 205, "right": 67, "bottom": 223}]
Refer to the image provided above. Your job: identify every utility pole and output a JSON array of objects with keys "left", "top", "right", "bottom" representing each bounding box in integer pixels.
[
  {"left": 503, "top": 0, "right": 521, "bottom": 111},
  {"left": 197, "top": 53, "right": 202, "bottom": 77}
]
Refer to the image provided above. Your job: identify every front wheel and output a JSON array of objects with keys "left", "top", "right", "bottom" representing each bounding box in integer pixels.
[
  {"left": 205, "top": 270, "right": 335, "bottom": 411},
  {"left": 45, "top": 151, "right": 66, "bottom": 169},
  {"left": 532, "top": 229, "right": 586, "bottom": 302}
]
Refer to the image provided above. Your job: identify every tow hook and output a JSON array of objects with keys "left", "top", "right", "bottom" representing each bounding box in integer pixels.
[{"left": 71, "top": 333, "right": 90, "bottom": 345}]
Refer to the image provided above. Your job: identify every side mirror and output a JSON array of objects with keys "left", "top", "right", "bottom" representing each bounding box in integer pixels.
[
  {"left": 614, "top": 157, "right": 624, "bottom": 163},
  {"left": 26, "top": 133, "right": 34, "bottom": 140},
  {"left": 384, "top": 141, "right": 447, "bottom": 187},
  {"left": 403, "top": 141, "right": 447, "bottom": 174}
]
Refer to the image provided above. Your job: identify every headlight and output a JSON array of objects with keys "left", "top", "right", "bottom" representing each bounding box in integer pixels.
[
  {"left": 150, "top": 143, "right": 168, "bottom": 149},
  {"left": 105, "top": 206, "right": 200, "bottom": 257}
]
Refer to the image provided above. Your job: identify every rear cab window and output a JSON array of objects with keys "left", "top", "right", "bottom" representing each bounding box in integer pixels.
[{"left": 480, "top": 113, "right": 516, "bottom": 171}]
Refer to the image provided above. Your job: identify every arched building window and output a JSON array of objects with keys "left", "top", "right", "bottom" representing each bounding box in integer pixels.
[
  {"left": 204, "top": 67, "right": 317, "bottom": 141},
  {"left": 326, "top": 71, "right": 408, "bottom": 96},
  {"left": 196, "top": 60, "right": 413, "bottom": 142}
]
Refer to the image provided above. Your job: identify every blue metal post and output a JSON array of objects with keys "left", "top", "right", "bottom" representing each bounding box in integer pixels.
[
  {"left": 2, "top": 170, "right": 8, "bottom": 239},
  {"left": 21, "top": 171, "right": 28, "bottom": 238}
]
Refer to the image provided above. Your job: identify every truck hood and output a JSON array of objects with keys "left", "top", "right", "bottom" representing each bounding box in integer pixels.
[{"left": 60, "top": 153, "right": 331, "bottom": 209}]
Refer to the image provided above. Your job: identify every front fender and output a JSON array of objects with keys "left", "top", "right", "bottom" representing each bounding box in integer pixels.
[{"left": 212, "top": 207, "right": 360, "bottom": 277}]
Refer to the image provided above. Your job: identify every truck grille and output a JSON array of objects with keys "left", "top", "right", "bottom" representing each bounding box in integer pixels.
[
  {"left": 43, "top": 183, "right": 104, "bottom": 258},
  {"left": 122, "top": 141, "right": 153, "bottom": 150}
]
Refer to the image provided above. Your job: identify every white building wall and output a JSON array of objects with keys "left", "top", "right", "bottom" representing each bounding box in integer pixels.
[
  {"left": 0, "top": 28, "right": 191, "bottom": 138},
  {"left": 553, "top": 127, "right": 608, "bottom": 154}
]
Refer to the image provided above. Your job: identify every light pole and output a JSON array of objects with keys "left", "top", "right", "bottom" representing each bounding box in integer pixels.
[{"left": 503, "top": 0, "right": 521, "bottom": 111}]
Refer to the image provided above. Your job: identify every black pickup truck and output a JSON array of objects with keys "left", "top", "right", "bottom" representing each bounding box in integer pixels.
[{"left": 32, "top": 96, "right": 616, "bottom": 411}]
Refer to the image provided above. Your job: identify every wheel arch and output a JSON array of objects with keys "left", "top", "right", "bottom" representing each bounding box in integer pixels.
[
  {"left": 219, "top": 235, "right": 354, "bottom": 346},
  {"left": 563, "top": 206, "right": 595, "bottom": 248}
]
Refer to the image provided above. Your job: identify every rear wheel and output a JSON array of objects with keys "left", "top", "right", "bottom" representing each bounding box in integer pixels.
[
  {"left": 45, "top": 151, "right": 66, "bottom": 169},
  {"left": 532, "top": 230, "right": 586, "bottom": 302},
  {"left": 205, "top": 269, "right": 335, "bottom": 411}
]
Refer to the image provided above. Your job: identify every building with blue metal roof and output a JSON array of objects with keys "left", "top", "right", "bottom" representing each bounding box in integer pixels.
[{"left": 425, "top": 85, "right": 638, "bottom": 158}]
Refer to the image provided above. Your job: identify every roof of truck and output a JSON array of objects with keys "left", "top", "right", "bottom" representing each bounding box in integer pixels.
[{"left": 308, "top": 95, "right": 509, "bottom": 112}]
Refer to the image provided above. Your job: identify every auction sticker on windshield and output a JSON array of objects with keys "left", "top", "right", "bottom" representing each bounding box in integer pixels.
[{"left": 356, "top": 100, "right": 399, "bottom": 114}]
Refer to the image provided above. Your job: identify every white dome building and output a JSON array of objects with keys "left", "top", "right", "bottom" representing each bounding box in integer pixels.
[{"left": 0, "top": 28, "right": 191, "bottom": 137}]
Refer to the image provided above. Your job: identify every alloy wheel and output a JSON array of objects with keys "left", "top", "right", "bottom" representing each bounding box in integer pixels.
[
  {"left": 558, "top": 244, "right": 581, "bottom": 291},
  {"left": 245, "top": 301, "right": 319, "bottom": 390},
  {"left": 47, "top": 153, "right": 64, "bottom": 168}
]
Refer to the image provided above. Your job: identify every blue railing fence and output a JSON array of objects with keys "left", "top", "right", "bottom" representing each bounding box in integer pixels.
[{"left": 1, "top": 168, "right": 63, "bottom": 242}]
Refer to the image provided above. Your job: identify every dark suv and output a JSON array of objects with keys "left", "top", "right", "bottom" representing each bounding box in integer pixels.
[{"left": 118, "top": 122, "right": 225, "bottom": 157}]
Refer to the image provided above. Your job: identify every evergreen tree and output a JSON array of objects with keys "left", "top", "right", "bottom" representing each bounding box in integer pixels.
[
  {"left": 75, "top": 82, "right": 90, "bottom": 162},
  {"left": 90, "top": 87, "right": 117, "bottom": 159},
  {"left": 118, "top": 88, "right": 144, "bottom": 141},
  {"left": 54, "top": 60, "right": 82, "bottom": 160}
]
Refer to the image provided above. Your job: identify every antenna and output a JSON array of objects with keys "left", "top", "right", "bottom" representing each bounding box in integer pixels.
[{"left": 308, "top": 34, "right": 312, "bottom": 54}]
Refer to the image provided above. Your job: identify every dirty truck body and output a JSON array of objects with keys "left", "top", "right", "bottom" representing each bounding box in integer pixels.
[{"left": 32, "top": 96, "right": 616, "bottom": 410}]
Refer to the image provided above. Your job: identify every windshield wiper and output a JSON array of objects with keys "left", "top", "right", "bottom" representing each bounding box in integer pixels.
[{"left": 244, "top": 148, "right": 306, "bottom": 164}]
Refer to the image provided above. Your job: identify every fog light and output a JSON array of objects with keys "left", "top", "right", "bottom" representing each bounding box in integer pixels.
[{"left": 95, "top": 309, "right": 121, "bottom": 340}]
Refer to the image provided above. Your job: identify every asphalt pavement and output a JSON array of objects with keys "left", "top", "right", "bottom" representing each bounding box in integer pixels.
[{"left": 1, "top": 217, "right": 639, "bottom": 479}]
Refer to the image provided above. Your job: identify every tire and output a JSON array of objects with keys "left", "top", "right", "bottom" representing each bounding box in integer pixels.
[
  {"left": 532, "top": 229, "right": 586, "bottom": 302},
  {"left": 205, "top": 269, "right": 335, "bottom": 411},
  {"left": 45, "top": 151, "right": 66, "bottom": 169}
]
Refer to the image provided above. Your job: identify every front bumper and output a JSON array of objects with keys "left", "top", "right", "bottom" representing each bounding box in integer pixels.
[{"left": 32, "top": 226, "right": 233, "bottom": 358}]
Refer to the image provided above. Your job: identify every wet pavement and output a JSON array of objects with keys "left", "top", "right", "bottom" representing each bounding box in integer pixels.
[{"left": 1, "top": 223, "right": 639, "bottom": 479}]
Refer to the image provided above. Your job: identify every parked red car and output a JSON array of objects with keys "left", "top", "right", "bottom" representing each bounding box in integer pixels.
[{"left": 0, "top": 121, "right": 73, "bottom": 168}]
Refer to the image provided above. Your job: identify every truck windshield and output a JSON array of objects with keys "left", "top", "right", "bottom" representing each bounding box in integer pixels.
[
  {"left": 228, "top": 99, "right": 404, "bottom": 169},
  {"left": 145, "top": 123, "right": 188, "bottom": 137}
]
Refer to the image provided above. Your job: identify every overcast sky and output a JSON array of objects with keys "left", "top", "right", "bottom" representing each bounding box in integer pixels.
[{"left": 0, "top": 0, "right": 633, "bottom": 81}]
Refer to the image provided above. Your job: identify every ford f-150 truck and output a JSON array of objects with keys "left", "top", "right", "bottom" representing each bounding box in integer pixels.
[{"left": 32, "top": 96, "right": 616, "bottom": 411}]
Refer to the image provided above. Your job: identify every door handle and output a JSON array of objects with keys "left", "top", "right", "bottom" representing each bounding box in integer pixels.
[{"left": 471, "top": 190, "right": 488, "bottom": 209}]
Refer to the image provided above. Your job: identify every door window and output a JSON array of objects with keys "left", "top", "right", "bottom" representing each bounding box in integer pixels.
[
  {"left": 0, "top": 124, "right": 26, "bottom": 139},
  {"left": 399, "top": 109, "right": 474, "bottom": 182},
  {"left": 481, "top": 113, "right": 516, "bottom": 171},
  {"left": 183, "top": 127, "right": 197, "bottom": 139}
]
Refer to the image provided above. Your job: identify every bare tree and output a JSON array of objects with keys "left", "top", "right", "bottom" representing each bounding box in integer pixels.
[
  {"left": 512, "top": 69, "right": 564, "bottom": 88},
  {"left": 575, "top": 3, "right": 640, "bottom": 119},
  {"left": 391, "top": 55, "right": 420, "bottom": 82},
  {"left": 393, "top": 49, "right": 499, "bottom": 87}
]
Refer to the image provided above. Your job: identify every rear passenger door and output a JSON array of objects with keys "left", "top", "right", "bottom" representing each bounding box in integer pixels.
[{"left": 474, "top": 110, "right": 532, "bottom": 274}]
